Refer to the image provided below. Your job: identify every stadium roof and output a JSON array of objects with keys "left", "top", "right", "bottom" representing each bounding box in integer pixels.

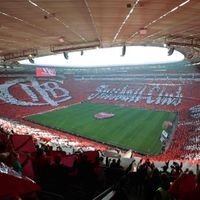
[{"left": 0, "top": 0, "right": 200, "bottom": 66}]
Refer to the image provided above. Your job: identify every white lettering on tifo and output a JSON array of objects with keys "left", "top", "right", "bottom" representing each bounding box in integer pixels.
[
  {"left": 0, "top": 78, "right": 72, "bottom": 106},
  {"left": 189, "top": 105, "right": 200, "bottom": 119},
  {"left": 88, "top": 84, "right": 183, "bottom": 106}
]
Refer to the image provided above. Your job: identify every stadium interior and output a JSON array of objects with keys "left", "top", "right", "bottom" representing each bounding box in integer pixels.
[{"left": 0, "top": 1, "right": 200, "bottom": 200}]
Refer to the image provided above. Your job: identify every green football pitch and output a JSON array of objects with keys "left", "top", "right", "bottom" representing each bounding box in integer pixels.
[{"left": 26, "top": 102, "right": 177, "bottom": 155}]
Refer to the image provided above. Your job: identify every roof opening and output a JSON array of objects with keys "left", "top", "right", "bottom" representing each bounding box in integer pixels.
[{"left": 20, "top": 46, "right": 184, "bottom": 67}]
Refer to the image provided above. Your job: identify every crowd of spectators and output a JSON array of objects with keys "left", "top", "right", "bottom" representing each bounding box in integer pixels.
[
  {"left": 0, "top": 117, "right": 200, "bottom": 200},
  {"left": 0, "top": 118, "right": 107, "bottom": 154},
  {"left": 111, "top": 159, "right": 200, "bottom": 200},
  {"left": 0, "top": 123, "right": 126, "bottom": 199}
]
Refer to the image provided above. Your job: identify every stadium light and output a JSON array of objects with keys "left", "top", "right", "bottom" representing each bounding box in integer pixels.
[
  {"left": 168, "top": 47, "right": 175, "bottom": 56},
  {"left": 63, "top": 52, "right": 68, "bottom": 60},
  {"left": 139, "top": 28, "right": 148, "bottom": 35},
  {"left": 121, "top": 45, "right": 126, "bottom": 56},
  {"left": 58, "top": 36, "right": 65, "bottom": 43},
  {"left": 28, "top": 54, "right": 34, "bottom": 63}
]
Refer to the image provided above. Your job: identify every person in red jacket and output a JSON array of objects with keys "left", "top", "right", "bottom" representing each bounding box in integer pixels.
[
  {"left": 170, "top": 170, "right": 196, "bottom": 200},
  {"left": 185, "top": 166, "right": 200, "bottom": 200}
]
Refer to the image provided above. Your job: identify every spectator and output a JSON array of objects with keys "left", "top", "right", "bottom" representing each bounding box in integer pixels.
[{"left": 154, "top": 173, "right": 174, "bottom": 200}]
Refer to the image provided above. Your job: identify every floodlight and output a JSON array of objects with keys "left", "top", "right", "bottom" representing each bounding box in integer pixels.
[
  {"left": 168, "top": 47, "right": 175, "bottom": 56},
  {"left": 63, "top": 52, "right": 68, "bottom": 60},
  {"left": 121, "top": 45, "right": 126, "bottom": 56},
  {"left": 28, "top": 54, "right": 34, "bottom": 63}
]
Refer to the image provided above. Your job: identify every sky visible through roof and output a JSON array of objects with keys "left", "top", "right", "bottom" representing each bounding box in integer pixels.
[{"left": 20, "top": 46, "right": 184, "bottom": 67}]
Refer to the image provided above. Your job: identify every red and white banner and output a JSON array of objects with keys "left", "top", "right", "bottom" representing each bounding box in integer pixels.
[
  {"left": 0, "top": 162, "right": 40, "bottom": 198},
  {"left": 36, "top": 67, "right": 56, "bottom": 77}
]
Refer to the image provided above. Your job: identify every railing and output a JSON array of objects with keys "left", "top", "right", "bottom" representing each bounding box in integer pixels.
[{"left": 92, "top": 186, "right": 115, "bottom": 200}]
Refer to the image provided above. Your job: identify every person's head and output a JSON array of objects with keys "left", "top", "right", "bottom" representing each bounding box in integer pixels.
[
  {"left": 112, "top": 159, "right": 116, "bottom": 163},
  {"left": 162, "top": 165, "right": 168, "bottom": 172},
  {"left": 56, "top": 146, "right": 62, "bottom": 151},
  {"left": 98, "top": 156, "right": 104, "bottom": 163},
  {"left": 188, "top": 170, "right": 194, "bottom": 175},
  {"left": 36, "top": 148, "right": 44, "bottom": 157}
]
